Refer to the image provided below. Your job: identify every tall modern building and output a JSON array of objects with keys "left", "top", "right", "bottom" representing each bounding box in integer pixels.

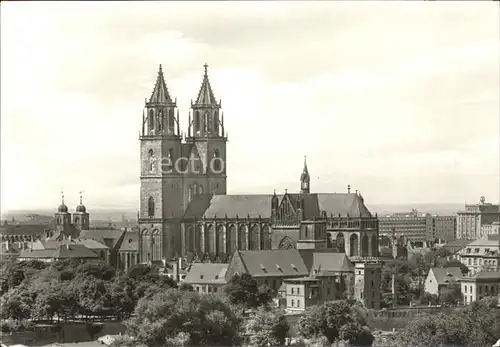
[
  {"left": 457, "top": 197, "right": 500, "bottom": 239},
  {"left": 137, "top": 65, "right": 381, "bottom": 263}
]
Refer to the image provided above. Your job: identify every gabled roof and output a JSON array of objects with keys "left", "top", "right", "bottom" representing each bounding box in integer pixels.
[
  {"left": 183, "top": 263, "right": 228, "bottom": 284},
  {"left": 79, "top": 229, "right": 125, "bottom": 250},
  {"left": 310, "top": 252, "right": 354, "bottom": 274},
  {"left": 118, "top": 231, "right": 139, "bottom": 252},
  {"left": 183, "top": 192, "right": 375, "bottom": 220},
  {"left": 442, "top": 239, "right": 475, "bottom": 253},
  {"left": 51, "top": 244, "right": 99, "bottom": 259},
  {"left": 193, "top": 64, "right": 219, "bottom": 107},
  {"left": 316, "top": 193, "right": 372, "bottom": 218},
  {"left": 430, "top": 267, "right": 462, "bottom": 285},
  {"left": 234, "top": 250, "right": 309, "bottom": 278},
  {"left": 148, "top": 65, "right": 173, "bottom": 104}
]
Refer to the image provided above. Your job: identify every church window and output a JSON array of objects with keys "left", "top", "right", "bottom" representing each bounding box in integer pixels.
[
  {"left": 213, "top": 149, "right": 221, "bottom": 171},
  {"left": 168, "top": 109, "right": 175, "bottom": 131},
  {"left": 148, "top": 110, "right": 154, "bottom": 130},
  {"left": 199, "top": 185, "right": 204, "bottom": 195},
  {"left": 157, "top": 110, "right": 163, "bottom": 130},
  {"left": 195, "top": 111, "right": 201, "bottom": 132},
  {"left": 193, "top": 183, "right": 198, "bottom": 196},
  {"left": 74, "top": 217, "right": 80, "bottom": 224},
  {"left": 148, "top": 149, "right": 155, "bottom": 172},
  {"left": 188, "top": 186, "right": 193, "bottom": 202},
  {"left": 204, "top": 112, "right": 209, "bottom": 133},
  {"left": 148, "top": 196, "right": 155, "bottom": 217},
  {"left": 57, "top": 217, "right": 62, "bottom": 224},
  {"left": 214, "top": 110, "right": 219, "bottom": 133}
]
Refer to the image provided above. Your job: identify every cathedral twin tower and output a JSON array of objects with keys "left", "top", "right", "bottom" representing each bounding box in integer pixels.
[{"left": 139, "top": 64, "right": 228, "bottom": 261}]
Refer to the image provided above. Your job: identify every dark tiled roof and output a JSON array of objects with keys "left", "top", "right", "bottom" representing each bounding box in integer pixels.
[
  {"left": 235, "top": 250, "right": 309, "bottom": 278},
  {"left": 183, "top": 263, "right": 228, "bottom": 284},
  {"left": 283, "top": 277, "right": 319, "bottom": 283},
  {"left": 310, "top": 252, "right": 354, "bottom": 274},
  {"left": 316, "top": 193, "right": 372, "bottom": 218},
  {"left": 51, "top": 244, "right": 99, "bottom": 259},
  {"left": 0, "top": 224, "right": 48, "bottom": 236},
  {"left": 79, "top": 229, "right": 125, "bottom": 249},
  {"left": 442, "top": 239, "right": 475, "bottom": 251},
  {"left": 19, "top": 249, "right": 55, "bottom": 258},
  {"left": 203, "top": 195, "right": 274, "bottom": 219},
  {"left": 431, "top": 267, "right": 462, "bottom": 285},
  {"left": 184, "top": 193, "right": 374, "bottom": 220}
]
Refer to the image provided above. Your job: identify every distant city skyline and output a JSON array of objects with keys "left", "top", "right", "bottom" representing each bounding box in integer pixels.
[{"left": 1, "top": 1, "right": 499, "bottom": 212}]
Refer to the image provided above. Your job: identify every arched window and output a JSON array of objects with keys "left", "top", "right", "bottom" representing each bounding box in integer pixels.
[
  {"left": 148, "top": 110, "right": 154, "bottom": 130},
  {"left": 148, "top": 149, "right": 155, "bottom": 171},
  {"left": 217, "top": 225, "right": 225, "bottom": 255},
  {"left": 214, "top": 110, "right": 219, "bottom": 134},
  {"left": 350, "top": 234, "right": 359, "bottom": 257},
  {"left": 238, "top": 225, "right": 247, "bottom": 250},
  {"left": 157, "top": 110, "right": 163, "bottom": 130},
  {"left": 204, "top": 112, "right": 209, "bottom": 133},
  {"left": 199, "top": 185, "right": 204, "bottom": 195},
  {"left": 148, "top": 196, "right": 155, "bottom": 217},
  {"left": 249, "top": 225, "right": 259, "bottom": 250},
  {"left": 168, "top": 109, "right": 175, "bottom": 132},
  {"left": 141, "top": 229, "right": 151, "bottom": 263},
  {"left": 260, "top": 225, "right": 272, "bottom": 250},
  {"left": 193, "top": 183, "right": 198, "bottom": 196},
  {"left": 213, "top": 149, "right": 221, "bottom": 171},
  {"left": 188, "top": 186, "right": 193, "bottom": 202},
  {"left": 195, "top": 111, "right": 200, "bottom": 132},
  {"left": 207, "top": 225, "right": 215, "bottom": 254},
  {"left": 152, "top": 229, "right": 161, "bottom": 260},
  {"left": 228, "top": 224, "right": 237, "bottom": 255}
]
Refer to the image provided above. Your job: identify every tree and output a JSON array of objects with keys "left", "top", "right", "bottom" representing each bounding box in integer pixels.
[
  {"left": 297, "top": 300, "right": 374, "bottom": 345},
  {"left": 179, "top": 282, "right": 194, "bottom": 291},
  {"left": 245, "top": 308, "right": 289, "bottom": 346},
  {"left": 222, "top": 273, "right": 262, "bottom": 309},
  {"left": 0, "top": 287, "right": 33, "bottom": 320},
  {"left": 438, "top": 281, "right": 461, "bottom": 305},
  {"left": 126, "top": 288, "right": 242, "bottom": 347},
  {"left": 394, "top": 300, "right": 500, "bottom": 347}
]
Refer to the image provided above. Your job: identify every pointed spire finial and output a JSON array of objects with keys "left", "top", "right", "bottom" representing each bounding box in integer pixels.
[
  {"left": 79, "top": 191, "right": 84, "bottom": 205},
  {"left": 61, "top": 191, "right": 64, "bottom": 204},
  {"left": 159, "top": 64, "right": 163, "bottom": 73},
  {"left": 204, "top": 63, "right": 208, "bottom": 75},
  {"left": 348, "top": 185, "right": 351, "bottom": 194}
]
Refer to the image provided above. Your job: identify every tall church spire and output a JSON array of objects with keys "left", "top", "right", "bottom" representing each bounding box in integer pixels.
[
  {"left": 300, "top": 156, "right": 310, "bottom": 194},
  {"left": 193, "top": 63, "right": 220, "bottom": 107},
  {"left": 148, "top": 64, "right": 174, "bottom": 105}
]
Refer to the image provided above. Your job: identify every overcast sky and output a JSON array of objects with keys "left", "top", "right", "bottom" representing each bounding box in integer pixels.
[{"left": 1, "top": 1, "right": 499, "bottom": 212}]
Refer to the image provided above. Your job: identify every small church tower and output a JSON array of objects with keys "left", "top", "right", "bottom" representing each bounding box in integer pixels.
[
  {"left": 73, "top": 191, "right": 90, "bottom": 230},
  {"left": 55, "top": 192, "right": 71, "bottom": 229},
  {"left": 300, "top": 156, "right": 310, "bottom": 194}
]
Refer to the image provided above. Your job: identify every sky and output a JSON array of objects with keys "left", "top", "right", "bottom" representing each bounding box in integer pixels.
[{"left": 1, "top": 1, "right": 499, "bottom": 212}]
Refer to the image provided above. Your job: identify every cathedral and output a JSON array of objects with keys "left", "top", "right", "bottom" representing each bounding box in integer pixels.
[{"left": 138, "top": 65, "right": 380, "bottom": 263}]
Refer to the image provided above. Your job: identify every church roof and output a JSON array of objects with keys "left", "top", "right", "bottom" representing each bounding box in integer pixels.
[
  {"left": 193, "top": 64, "right": 219, "bottom": 107},
  {"left": 234, "top": 249, "right": 309, "bottom": 278},
  {"left": 184, "top": 193, "right": 373, "bottom": 220},
  {"left": 148, "top": 65, "right": 174, "bottom": 104},
  {"left": 0, "top": 224, "right": 48, "bottom": 237}
]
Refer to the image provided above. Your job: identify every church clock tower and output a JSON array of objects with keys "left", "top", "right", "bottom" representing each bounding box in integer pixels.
[{"left": 138, "top": 65, "right": 183, "bottom": 262}]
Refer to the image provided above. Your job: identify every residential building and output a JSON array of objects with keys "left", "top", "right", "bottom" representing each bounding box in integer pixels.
[
  {"left": 456, "top": 197, "right": 500, "bottom": 239},
  {"left": 424, "top": 267, "right": 463, "bottom": 296},
  {"left": 456, "top": 234, "right": 500, "bottom": 275},
  {"left": 30, "top": 238, "right": 110, "bottom": 263},
  {"left": 183, "top": 263, "right": 229, "bottom": 294},
  {"left": 442, "top": 239, "right": 475, "bottom": 261},
  {"left": 459, "top": 271, "right": 500, "bottom": 305},
  {"left": 137, "top": 65, "right": 380, "bottom": 263},
  {"left": 0, "top": 224, "right": 48, "bottom": 252}
]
